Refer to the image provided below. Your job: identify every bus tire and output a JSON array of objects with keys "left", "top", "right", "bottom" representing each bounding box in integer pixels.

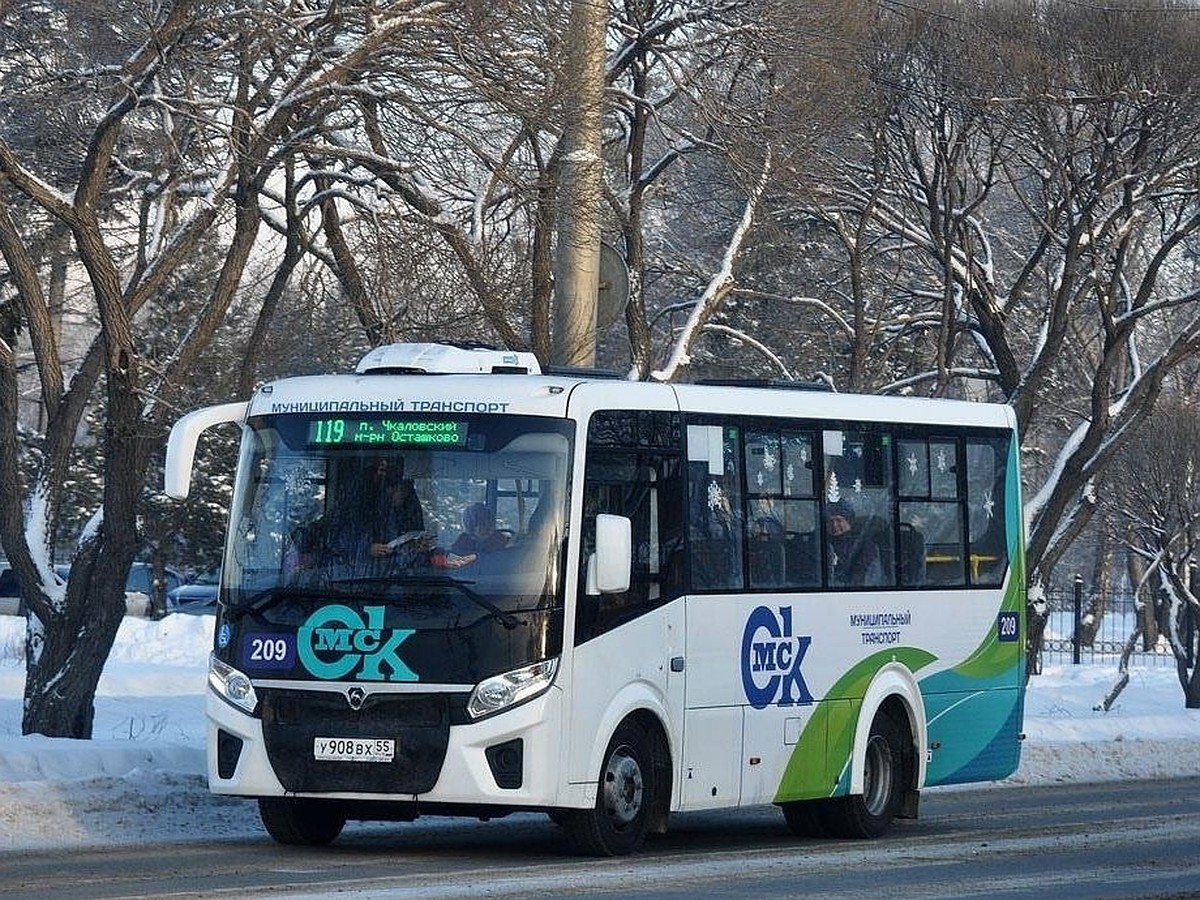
[
  {"left": 258, "top": 797, "right": 346, "bottom": 846},
  {"left": 823, "top": 712, "right": 904, "bottom": 839},
  {"left": 562, "top": 718, "right": 655, "bottom": 856},
  {"left": 781, "top": 799, "right": 830, "bottom": 838}
]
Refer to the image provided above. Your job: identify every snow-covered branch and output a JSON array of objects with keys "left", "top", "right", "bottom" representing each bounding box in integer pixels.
[{"left": 651, "top": 149, "right": 772, "bottom": 382}]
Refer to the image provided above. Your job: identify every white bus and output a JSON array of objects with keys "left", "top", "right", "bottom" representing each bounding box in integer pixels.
[{"left": 165, "top": 342, "right": 1025, "bottom": 855}]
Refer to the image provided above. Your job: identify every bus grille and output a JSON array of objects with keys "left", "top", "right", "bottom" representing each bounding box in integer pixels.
[{"left": 259, "top": 688, "right": 451, "bottom": 794}]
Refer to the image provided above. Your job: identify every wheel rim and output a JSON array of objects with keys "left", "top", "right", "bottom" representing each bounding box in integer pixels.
[
  {"left": 862, "top": 733, "right": 894, "bottom": 817},
  {"left": 602, "top": 744, "right": 644, "bottom": 828}
]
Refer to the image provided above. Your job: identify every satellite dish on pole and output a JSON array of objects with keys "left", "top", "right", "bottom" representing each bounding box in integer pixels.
[{"left": 596, "top": 242, "right": 630, "bottom": 330}]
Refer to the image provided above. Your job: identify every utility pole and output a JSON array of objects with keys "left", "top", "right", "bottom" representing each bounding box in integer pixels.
[{"left": 551, "top": 0, "right": 605, "bottom": 368}]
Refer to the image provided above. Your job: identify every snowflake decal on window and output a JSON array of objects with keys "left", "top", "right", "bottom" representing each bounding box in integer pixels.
[
  {"left": 707, "top": 481, "right": 725, "bottom": 510},
  {"left": 907, "top": 452, "right": 920, "bottom": 476},
  {"left": 762, "top": 447, "right": 777, "bottom": 471},
  {"left": 983, "top": 489, "right": 995, "bottom": 519},
  {"left": 756, "top": 470, "right": 765, "bottom": 487},
  {"left": 283, "top": 465, "right": 316, "bottom": 498},
  {"left": 936, "top": 447, "right": 949, "bottom": 472}
]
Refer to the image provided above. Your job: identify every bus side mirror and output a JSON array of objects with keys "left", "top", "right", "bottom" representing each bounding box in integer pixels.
[
  {"left": 586, "top": 514, "right": 631, "bottom": 595},
  {"left": 164, "top": 401, "right": 247, "bottom": 499}
]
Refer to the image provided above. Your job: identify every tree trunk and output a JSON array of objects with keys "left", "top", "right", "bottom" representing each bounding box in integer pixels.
[
  {"left": 1081, "top": 529, "right": 1114, "bottom": 646},
  {"left": 22, "top": 350, "right": 146, "bottom": 738},
  {"left": 1185, "top": 659, "right": 1200, "bottom": 710},
  {"left": 551, "top": 0, "right": 604, "bottom": 368},
  {"left": 22, "top": 545, "right": 128, "bottom": 737},
  {"left": 1024, "top": 580, "right": 1048, "bottom": 681}
]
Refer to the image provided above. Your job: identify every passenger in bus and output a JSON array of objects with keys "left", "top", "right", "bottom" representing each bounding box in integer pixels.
[
  {"left": 749, "top": 514, "right": 786, "bottom": 587},
  {"left": 317, "top": 457, "right": 440, "bottom": 572},
  {"left": 450, "top": 503, "right": 513, "bottom": 556},
  {"left": 825, "top": 500, "right": 885, "bottom": 586}
]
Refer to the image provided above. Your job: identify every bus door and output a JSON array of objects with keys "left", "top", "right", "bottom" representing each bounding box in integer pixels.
[
  {"left": 679, "top": 422, "right": 747, "bottom": 808},
  {"left": 568, "top": 409, "right": 686, "bottom": 789}
]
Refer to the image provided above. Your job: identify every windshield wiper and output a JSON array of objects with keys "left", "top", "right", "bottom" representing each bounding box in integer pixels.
[
  {"left": 225, "top": 585, "right": 363, "bottom": 617},
  {"left": 380, "top": 574, "right": 525, "bottom": 631},
  {"left": 231, "top": 576, "right": 526, "bottom": 630}
]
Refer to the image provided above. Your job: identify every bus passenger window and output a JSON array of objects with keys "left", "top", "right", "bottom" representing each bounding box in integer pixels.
[
  {"left": 686, "top": 424, "right": 744, "bottom": 591},
  {"left": 823, "top": 430, "right": 895, "bottom": 588},
  {"left": 901, "top": 500, "right": 964, "bottom": 586},
  {"left": 967, "top": 439, "right": 1010, "bottom": 585},
  {"left": 744, "top": 428, "right": 820, "bottom": 591},
  {"left": 897, "top": 437, "right": 964, "bottom": 587}
]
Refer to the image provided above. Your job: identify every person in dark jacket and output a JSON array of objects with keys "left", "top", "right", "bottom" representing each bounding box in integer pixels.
[
  {"left": 450, "top": 503, "right": 512, "bottom": 556},
  {"left": 825, "top": 500, "right": 886, "bottom": 586}
]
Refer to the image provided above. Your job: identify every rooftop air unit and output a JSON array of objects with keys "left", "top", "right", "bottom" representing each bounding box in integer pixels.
[{"left": 355, "top": 343, "right": 542, "bottom": 376}]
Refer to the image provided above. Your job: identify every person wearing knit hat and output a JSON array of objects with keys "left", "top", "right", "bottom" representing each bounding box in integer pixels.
[{"left": 825, "top": 499, "right": 883, "bottom": 586}]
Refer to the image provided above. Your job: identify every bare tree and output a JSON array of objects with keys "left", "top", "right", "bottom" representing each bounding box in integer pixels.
[
  {"left": 1103, "top": 400, "right": 1200, "bottom": 707},
  {"left": 0, "top": 0, "right": 482, "bottom": 738}
]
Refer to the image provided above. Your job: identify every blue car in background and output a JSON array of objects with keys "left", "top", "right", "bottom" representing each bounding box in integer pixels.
[
  {"left": 124, "top": 562, "right": 184, "bottom": 617},
  {"left": 167, "top": 565, "right": 220, "bottom": 615},
  {"left": 3, "top": 560, "right": 181, "bottom": 617}
]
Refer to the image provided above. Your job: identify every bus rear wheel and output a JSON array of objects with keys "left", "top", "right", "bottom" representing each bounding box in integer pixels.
[
  {"left": 823, "top": 712, "right": 905, "bottom": 839},
  {"left": 781, "top": 799, "right": 830, "bottom": 837},
  {"left": 562, "top": 719, "right": 656, "bottom": 856},
  {"left": 258, "top": 797, "right": 346, "bottom": 846}
]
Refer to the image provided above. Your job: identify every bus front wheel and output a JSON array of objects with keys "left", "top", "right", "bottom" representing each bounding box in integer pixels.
[
  {"left": 258, "top": 797, "right": 346, "bottom": 846},
  {"left": 823, "top": 712, "right": 905, "bottom": 839},
  {"left": 562, "top": 719, "right": 656, "bottom": 856}
]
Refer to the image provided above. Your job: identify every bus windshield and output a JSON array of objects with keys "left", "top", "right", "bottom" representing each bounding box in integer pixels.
[{"left": 219, "top": 413, "right": 572, "bottom": 682}]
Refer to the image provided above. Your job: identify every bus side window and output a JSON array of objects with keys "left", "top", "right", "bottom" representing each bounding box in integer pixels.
[
  {"left": 967, "top": 438, "right": 1010, "bottom": 585},
  {"left": 898, "top": 437, "right": 964, "bottom": 587},
  {"left": 686, "top": 424, "right": 744, "bottom": 591},
  {"left": 822, "top": 429, "right": 895, "bottom": 588},
  {"left": 745, "top": 427, "right": 820, "bottom": 590}
]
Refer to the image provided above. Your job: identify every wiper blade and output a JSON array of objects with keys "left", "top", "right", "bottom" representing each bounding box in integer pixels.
[
  {"left": 230, "top": 577, "right": 526, "bottom": 630},
  {"left": 393, "top": 574, "right": 525, "bottom": 631},
  {"left": 226, "top": 585, "right": 360, "bottom": 617}
]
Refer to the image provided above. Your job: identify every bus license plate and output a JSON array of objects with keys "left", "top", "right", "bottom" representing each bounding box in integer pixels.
[{"left": 314, "top": 737, "right": 395, "bottom": 763}]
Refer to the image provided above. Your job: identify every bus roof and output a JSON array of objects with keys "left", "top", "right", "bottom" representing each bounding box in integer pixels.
[
  {"left": 248, "top": 373, "right": 1014, "bottom": 432},
  {"left": 238, "top": 342, "right": 1014, "bottom": 430}
]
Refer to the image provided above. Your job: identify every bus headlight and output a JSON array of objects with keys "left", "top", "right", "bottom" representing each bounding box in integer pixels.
[
  {"left": 467, "top": 657, "right": 559, "bottom": 720},
  {"left": 208, "top": 654, "right": 258, "bottom": 714}
]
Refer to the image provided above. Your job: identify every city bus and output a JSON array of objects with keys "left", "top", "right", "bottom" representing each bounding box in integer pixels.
[{"left": 164, "top": 342, "right": 1025, "bottom": 855}]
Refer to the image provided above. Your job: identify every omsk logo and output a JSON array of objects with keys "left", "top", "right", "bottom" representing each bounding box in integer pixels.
[
  {"left": 297, "top": 604, "right": 417, "bottom": 681},
  {"left": 741, "top": 605, "right": 813, "bottom": 710}
]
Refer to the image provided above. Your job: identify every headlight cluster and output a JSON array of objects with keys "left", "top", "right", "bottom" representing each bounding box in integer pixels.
[
  {"left": 467, "top": 657, "right": 559, "bottom": 720},
  {"left": 208, "top": 654, "right": 258, "bottom": 714}
]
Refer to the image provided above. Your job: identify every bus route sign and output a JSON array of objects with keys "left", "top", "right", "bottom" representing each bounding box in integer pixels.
[{"left": 308, "top": 418, "right": 467, "bottom": 446}]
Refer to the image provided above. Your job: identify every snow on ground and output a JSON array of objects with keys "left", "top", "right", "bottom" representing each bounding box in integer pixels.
[{"left": 1, "top": 614, "right": 1199, "bottom": 852}]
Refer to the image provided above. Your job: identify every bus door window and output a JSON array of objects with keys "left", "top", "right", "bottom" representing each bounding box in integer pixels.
[
  {"left": 822, "top": 429, "right": 895, "bottom": 588},
  {"left": 577, "top": 411, "right": 684, "bottom": 644},
  {"left": 686, "top": 423, "right": 744, "bottom": 591}
]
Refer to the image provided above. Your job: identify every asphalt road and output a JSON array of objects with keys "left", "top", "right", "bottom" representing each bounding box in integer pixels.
[{"left": 3, "top": 777, "right": 1198, "bottom": 899}]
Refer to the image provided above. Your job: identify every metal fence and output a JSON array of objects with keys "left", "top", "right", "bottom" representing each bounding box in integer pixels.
[{"left": 1035, "top": 581, "right": 1180, "bottom": 670}]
